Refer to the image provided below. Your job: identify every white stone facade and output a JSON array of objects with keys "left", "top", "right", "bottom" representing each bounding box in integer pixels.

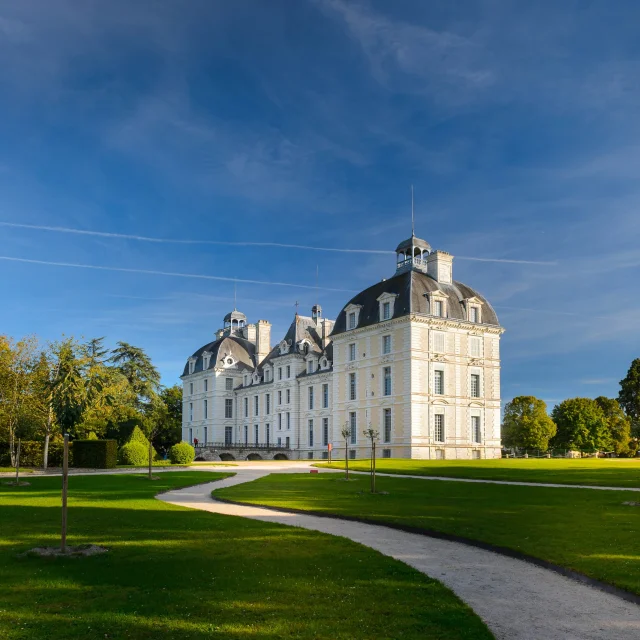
[{"left": 181, "top": 235, "right": 504, "bottom": 460}]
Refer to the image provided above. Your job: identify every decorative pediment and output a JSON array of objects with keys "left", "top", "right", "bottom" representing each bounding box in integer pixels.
[
  {"left": 279, "top": 339, "right": 291, "bottom": 355},
  {"left": 376, "top": 292, "right": 398, "bottom": 303}
]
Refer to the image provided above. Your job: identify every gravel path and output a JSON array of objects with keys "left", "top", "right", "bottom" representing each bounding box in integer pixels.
[{"left": 159, "top": 469, "right": 640, "bottom": 640}]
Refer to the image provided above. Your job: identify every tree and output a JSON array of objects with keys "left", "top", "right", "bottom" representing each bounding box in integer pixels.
[
  {"left": 110, "top": 342, "right": 160, "bottom": 408},
  {"left": 153, "top": 385, "right": 182, "bottom": 455},
  {"left": 502, "top": 396, "right": 557, "bottom": 450},
  {"left": 0, "top": 335, "right": 40, "bottom": 465},
  {"left": 619, "top": 359, "right": 640, "bottom": 437},
  {"left": 340, "top": 423, "right": 351, "bottom": 480},
  {"left": 550, "top": 398, "right": 609, "bottom": 452},
  {"left": 85, "top": 337, "right": 109, "bottom": 368},
  {"left": 595, "top": 396, "right": 631, "bottom": 455}
]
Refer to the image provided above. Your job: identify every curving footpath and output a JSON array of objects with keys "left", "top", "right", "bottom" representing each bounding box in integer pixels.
[{"left": 159, "top": 468, "right": 640, "bottom": 640}]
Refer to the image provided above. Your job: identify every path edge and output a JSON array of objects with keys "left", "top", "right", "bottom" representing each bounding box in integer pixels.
[{"left": 212, "top": 494, "right": 640, "bottom": 607}]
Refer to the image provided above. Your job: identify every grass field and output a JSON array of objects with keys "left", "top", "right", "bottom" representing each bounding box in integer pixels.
[
  {"left": 316, "top": 458, "right": 640, "bottom": 487},
  {"left": 0, "top": 468, "right": 34, "bottom": 474},
  {"left": 0, "top": 472, "right": 492, "bottom": 640},
  {"left": 215, "top": 472, "right": 640, "bottom": 596}
]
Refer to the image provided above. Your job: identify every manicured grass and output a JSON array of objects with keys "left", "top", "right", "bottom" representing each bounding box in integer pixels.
[
  {"left": 316, "top": 458, "right": 640, "bottom": 488},
  {"left": 0, "top": 473, "right": 492, "bottom": 640},
  {"left": 215, "top": 473, "right": 640, "bottom": 596},
  {"left": 0, "top": 468, "right": 34, "bottom": 473}
]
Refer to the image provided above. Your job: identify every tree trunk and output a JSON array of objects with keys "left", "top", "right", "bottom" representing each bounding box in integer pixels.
[
  {"left": 15, "top": 439, "right": 21, "bottom": 484},
  {"left": 43, "top": 402, "right": 54, "bottom": 470},
  {"left": 345, "top": 441, "right": 349, "bottom": 480},
  {"left": 148, "top": 439, "right": 153, "bottom": 480},
  {"left": 61, "top": 435, "right": 69, "bottom": 552},
  {"left": 371, "top": 441, "right": 376, "bottom": 494}
]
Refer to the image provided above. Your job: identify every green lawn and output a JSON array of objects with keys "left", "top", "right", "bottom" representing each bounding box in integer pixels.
[
  {"left": 0, "top": 472, "right": 492, "bottom": 640},
  {"left": 316, "top": 458, "right": 640, "bottom": 488},
  {"left": 215, "top": 473, "right": 640, "bottom": 596},
  {"left": 0, "top": 468, "right": 34, "bottom": 474}
]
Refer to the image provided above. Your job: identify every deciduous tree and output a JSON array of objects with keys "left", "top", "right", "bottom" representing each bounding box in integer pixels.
[
  {"left": 550, "top": 398, "right": 609, "bottom": 452},
  {"left": 595, "top": 396, "right": 631, "bottom": 455},
  {"left": 502, "top": 396, "right": 557, "bottom": 450},
  {"left": 618, "top": 359, "right": 640, "bottom": 437}
]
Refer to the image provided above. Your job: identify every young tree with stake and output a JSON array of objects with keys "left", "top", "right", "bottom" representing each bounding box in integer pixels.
[
  {"left": 340, "top": 422, "right": 351, "bottom": 480},
  {"left": 363, "top": 425, "right": 379, "bottom": 493}
]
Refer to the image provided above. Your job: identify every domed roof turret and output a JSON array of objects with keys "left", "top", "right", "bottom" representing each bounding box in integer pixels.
[
  {"left": 395, "top": 235, "right": 431, "bottom": 254},
  {"left": 223, "top": 309, "right": 247, "bottom": 323}
]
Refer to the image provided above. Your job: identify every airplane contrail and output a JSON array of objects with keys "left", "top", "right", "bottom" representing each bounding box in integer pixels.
[
  {"left": 0, "top": 256, "right": 357, "bottom": 293},
  {"left": 0, "top": 221, "right": 556, "bottom": 265}
]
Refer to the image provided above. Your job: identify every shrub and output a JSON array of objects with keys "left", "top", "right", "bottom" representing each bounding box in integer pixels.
[
  {"left": 119, "top": 441, "right": 148, "bottom": 466},
  {"left": 0, "top": 440, "right": 73, "bottom": 467},
  {"left": 73, "top": 440, "right": 117, "bottom": 469},
  {"left": 127, "top": 426, "right": 150, "bottom": 448},
  {"left": 169, "top": 441, "right": 195, "bottom": 465}
]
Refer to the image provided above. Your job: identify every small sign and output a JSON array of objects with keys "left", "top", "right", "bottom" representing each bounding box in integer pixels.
[
  {"left": 310, "top": 469, "right": 319, "bottom": 474},
  {"left": 327, "top": 443, "right": 333, "bottom": 452}
]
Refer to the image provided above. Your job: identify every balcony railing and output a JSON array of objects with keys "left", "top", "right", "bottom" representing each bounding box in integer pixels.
[
  {"left": 194, "top": 442, "right": 290, "bottom": 451},
  {"left": 396, "top": 257, "right": 428, "bottom": 273}
]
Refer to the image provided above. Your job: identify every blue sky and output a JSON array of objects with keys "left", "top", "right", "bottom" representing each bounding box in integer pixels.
[{"left": 1, "top": 0, "right": 639, "bottom": 408}]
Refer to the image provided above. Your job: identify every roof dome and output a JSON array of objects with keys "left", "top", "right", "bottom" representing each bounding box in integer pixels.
[
  {"left": 331, "top": 270, "right": 500, "bottom": 336},
  {"left": 182, "top": 335, "right": 256, "bottom": 377}
]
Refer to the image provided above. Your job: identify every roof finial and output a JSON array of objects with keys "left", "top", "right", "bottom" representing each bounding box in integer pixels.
[
  {"left": 411, "top": 184, "right": 415, "bottom": 237},
  {"left": 295, "top": 300, "right": 300, "bottom": 315}
]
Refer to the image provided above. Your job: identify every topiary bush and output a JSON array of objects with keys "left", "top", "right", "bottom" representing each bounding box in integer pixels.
[
  {"left": 119, "top": 441, "right": 148, "bottom": 466},
  {"left": 127, "top": 426, "right": 150, "bottom": 447},
  {"left": 169, "top": 441, "right": 195, "bottom": 465},
  {"left": 73, "top": 440, "right": 117, "bottom": 469}
]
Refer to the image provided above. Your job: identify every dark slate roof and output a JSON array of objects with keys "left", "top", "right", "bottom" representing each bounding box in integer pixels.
[
  {"left": 331, "top": 270, "right": 500, "bottom": 336},
  {"left": 395, "top": 235, "right": 432, "bottom": 253},
  {"left": 182, "top": 335, "right": 256, "bottom": 376},
  {"left": 260, "top": 314, "right": 325, "bottom": 369}
]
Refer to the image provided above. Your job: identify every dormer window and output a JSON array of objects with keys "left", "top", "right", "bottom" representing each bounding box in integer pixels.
[
  {"left": 377, "top": 293, "right": 397, "bottom": 323},
  {"left": 252, "top": 372, "right": 261, "bottom": 384},
  {"left": 279, "top": 340, "right": 290, "bottom": 355},
  {"left": 307, "top": 360, "right": 315, "bottom": 374},
  {"left": 188, "top": 358, "right": 196, "bottom": 375},
  {"left": 469, "top": 306, "right": 479, "bottom": 323},
  {"left": 319, "top": 356, "right": 328, "bottom": 370},
  {"left": 223, "top": 355, "right": 235, "bottom": 368},
  {"left": 344, "top": 303, "right": 362, "bottom": 331},
  {"left": 434, "top": 300, "right": 444, "bottom": 317},
  {"left": 202, "top": 351, "right": 211, "bottom": 370},
  {"left": 264, "top": 368, "right": 271, "bottom": 382}
]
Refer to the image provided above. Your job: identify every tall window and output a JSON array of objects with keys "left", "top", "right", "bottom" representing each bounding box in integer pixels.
[
  {"left": 225, "top": 377, "right": 233, "bottom": 391},
  {"left": 470, "top": 374, "right": 481, "bottom": 398},
  {"left": 203, "top": 399, "right": 208, "bottom": 419},
  {"left": 383, "top": 366, "right": 392, "bottom": 396},
  {"left": 278, "top": 413, "right": 282, "bottom": 429},
  {"left": 434, "top": 370, "right": 444, "bottom": 395},
  {"left": 286, "top": 365, "right": 291, "bottom": 378},
  {"left": 435, "top": 414, "right": 445, "bottom": 442},
  {"left": 433, "top": 332, "right": 445, "bottom": 353},
  {"left": 285, "top": 436, "right": 290, "bottom": 448},
  {"left": 383, "top": 408, "right": 392, "bottom": 443},
  {"left": 244, "top": 425, "right": 248, "bottom": 445},
  {"left": 348, "top": 312, "right": 356, "bottom": 329},
  {"left": 254, "top": 395, "right": 259, "bottom": 416},
  {"left": 470, "top": 306, "right": 479, "bottom": 323},
  {"left": 278, "top": 367, "right": 282, "bottom": 380},
  {"left": 287, "top": 412, "right": 291, "bottom": 429},
  {"left": 266, "top": 423, "right": 270, "bottom": 446},
  {"left": 189, "top": 427, "right": 193, "bottom": 443},
  {"left": 244, "top": 397, "right": 249, "bottom": 418},
  {"left": 349, "top": 372, "right": 356, "bottom": 401},
  {"left": 278, "top": 390, "right": 282, "bottom": 405},
  {"left": 266, "top": 394, "right": 271, "bottom": 414},
  {"left": 225, "top": 398, "right": 233, "bottom": 419},
  {"left": 349, "top": 412, "right": 357, "bottom": 444},
  {"left": 322, "top": 383, "right": 329, "bottom": 408},
  {"left": 204, "top": 426, "right": 208, "bottom": 444},
  {"left": 382, "top": 335, "right": 391, "bottom": 355},
  {"left": 254, "top": 424, "right": 259, "bottom": 445},
  {"left": 322, "top": 417, "right": 329, "bottom": 446},
  {"left": 434, "top": 300, "right": 444, "bottom": 317},
  {"left": 286, "top": 389, "right": 291, "bottom": 404},
  {"left": 472, "top": 416, "right": 481, "bottom": 443},
  {"left": 225, "top": 426, "right": 233, "bottom": 446},
  {"left": 382, "top": 301, "right": 391, "bottom": 320},
  {"left": 308, "top": 419, "right": 314, "bottom": 447},
  {"left": 308, "top": 386, "right": 314, "bottom": 410},
  {"left": 189, "top": 382, "right": 193, "bottom": 395},
  {"left": 189, "top": 402, "right": 193, "bottom": 421},
  {"left": 469, "top": 337, "right": 481, "bottom": 358},
  {"left": 307, "top": 360, "right": 314, "bottom": 374},
  {"left": 204, "top": 378, "right": 208, "bottom": 392},
  {"left": 264, "top": 369, "right": 270, "bottom": 383},
  {"left": 349, "top": 343, "right": 356, "bottom": 361},
  {"left": 189, "top": 362, "right": 194, "bottom": 375}
]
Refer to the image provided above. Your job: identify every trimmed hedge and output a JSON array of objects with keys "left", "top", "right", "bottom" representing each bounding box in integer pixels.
[
  {"left": 0, "top": 441, "right": 71, "bottom": 467},
  {"left": 119, "top": 441, "right": 148, "bottom": 466},
  {"left": 169, "top": 441, "right": 195, "bottom": 465},
  {"left": 73, "top": 440, "right": 118, "bottom": 469}
]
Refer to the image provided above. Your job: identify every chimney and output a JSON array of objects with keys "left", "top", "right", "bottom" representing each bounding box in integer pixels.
[
  {"left": 256, "top": 320, "right": 272, "bottom": 364},
  {"left": 427, "top": 250, "right": 454, "bottom": 284},
  {"left": 243, "top": 323, "right": 257, "bottom": 344},
  {"left": 320, "top": 318, "right": 334, "bottom": 349}
]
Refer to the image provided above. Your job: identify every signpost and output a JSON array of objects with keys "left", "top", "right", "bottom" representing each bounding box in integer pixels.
[{"left": 328, "top": 442, "right": 332, "bottom": 464}]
